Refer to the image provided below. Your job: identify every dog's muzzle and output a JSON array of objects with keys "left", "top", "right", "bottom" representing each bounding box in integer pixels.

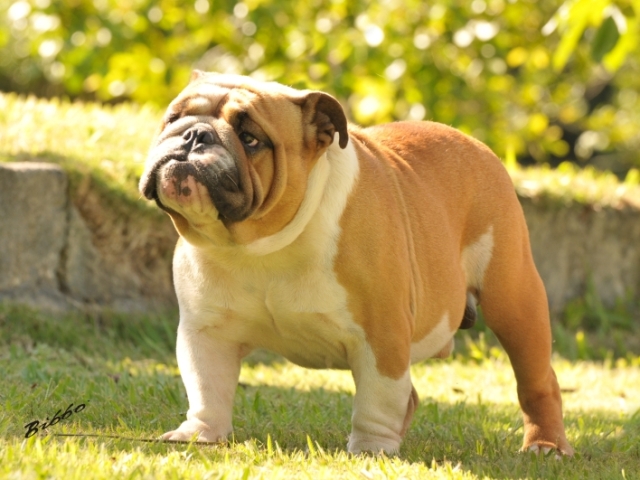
[{"left": 140, "top": 125, "right": 248, "bottom": 222}]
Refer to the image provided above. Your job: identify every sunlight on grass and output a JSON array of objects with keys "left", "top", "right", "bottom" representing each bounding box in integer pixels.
[
  {"left": 2, "top": 92, "right": 640, "bottom": 217},
  {"left": 0, "top": 92, "right": 161, "bottom": 212},
  {"left": 2, "top": 303, "right": 639, "bottom": 479},
  {"left": 3, "top": 348, "right": 640, "bottom": 479},
  {"left": 509, "top": 161, "right": 640, "bottom": 209}
]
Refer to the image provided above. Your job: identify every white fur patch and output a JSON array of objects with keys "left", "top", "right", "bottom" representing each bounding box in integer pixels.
[
  {"left": 410, "top": 311, "right": 455, "bottom": 362},
  {"left": 186, "top": 95, "right": 213, "bottom": 113},
  {"left": 461, "top": 226, "right": 494, "bottom": 290},
  {"left": 348, "top": 343, "right": 413, "bottom": 454},
  {"left": 243, "top": 140, "right": 359, "bottom": 256},
  {"left": 187, "top": 83, "right": 229, "bottom": 105}
]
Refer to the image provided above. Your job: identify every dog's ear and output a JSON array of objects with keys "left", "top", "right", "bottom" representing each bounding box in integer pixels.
[
  {"left": 301, "top": 92, "right": 349, "bottom": 150},
  {"left": 190, "top": 69, "right": 207, "bottom": 82}
]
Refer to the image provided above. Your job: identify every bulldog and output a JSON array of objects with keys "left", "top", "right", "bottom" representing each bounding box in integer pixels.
[{"left": 139, "top": 71, "right": 573, "bottom": 456}]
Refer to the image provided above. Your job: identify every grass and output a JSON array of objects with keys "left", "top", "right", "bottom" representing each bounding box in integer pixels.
[
  {"left": 2, "top": 303, "right": 640, "bottom": 479},
  {"left": 2, "top": 92, "right": 640, "bottom": 214},
  {"left": 0, "top": 92, "right": 161, "bottom": 217},
  {"left": 508, "top": 161, "right": 640, "bottom": 210}
]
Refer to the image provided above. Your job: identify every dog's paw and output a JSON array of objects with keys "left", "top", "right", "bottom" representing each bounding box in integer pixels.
[
  {"left": 160, "top": 420, "right": 228, "bottom": 443},
  {"left": 524, "top": 443, "right": 573, "bottom": 459},
  {"left": 347, "top": 435, "right": 400, "bottom": 455}
]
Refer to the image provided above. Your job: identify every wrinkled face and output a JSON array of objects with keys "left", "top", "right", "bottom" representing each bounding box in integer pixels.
[{"left": 139, "top": 72, "right": 348, "bottom": 246}]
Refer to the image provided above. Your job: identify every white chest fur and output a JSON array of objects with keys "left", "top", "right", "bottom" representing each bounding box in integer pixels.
[{"left": 173, "top": 141, "right": 364, "bottom": 369}]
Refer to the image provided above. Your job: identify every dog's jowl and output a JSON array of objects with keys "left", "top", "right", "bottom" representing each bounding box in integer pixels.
[{"left": 139, "top": 71, "right": 573, "bottom": 456}]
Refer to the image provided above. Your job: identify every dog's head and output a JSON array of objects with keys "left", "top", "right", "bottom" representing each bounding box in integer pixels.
[{"left": 139, "top": 71, "right": 348, "bottom": 246}]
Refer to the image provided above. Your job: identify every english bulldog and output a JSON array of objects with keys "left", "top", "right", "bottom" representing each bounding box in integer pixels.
[{"left": 139, "top": 71, "right": 573, "bottom": 456}]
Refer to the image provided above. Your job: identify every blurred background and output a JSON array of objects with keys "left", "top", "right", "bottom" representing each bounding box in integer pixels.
[
  {"left": 1, "top": 0, "right": 640, "bottom": 357},
  {"left": 1, "top": 0, "right": 639, "bottom": 176}
]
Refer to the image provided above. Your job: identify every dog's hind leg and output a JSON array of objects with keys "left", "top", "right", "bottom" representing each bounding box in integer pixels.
[{"left": 478, "top": 219, "right": 573, "bottom": 456}]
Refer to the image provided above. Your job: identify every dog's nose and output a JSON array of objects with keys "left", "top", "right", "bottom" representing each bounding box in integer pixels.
[{"left": 182, "top": 127, "right": 216, "bottom": 152}]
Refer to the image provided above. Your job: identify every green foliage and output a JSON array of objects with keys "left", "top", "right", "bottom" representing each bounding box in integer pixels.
[
  {"left": 592, "top": 16, "right": 621, "bottom": 63},
  {"left": 509, "top": 161, "right": 640, "bottom": 208},
  {"left": 549, "top": 0, "right": 639, "bottom": 72},
  {"left": 0, "top": 303, "right": 178, "bottom": 359},
  {"left": 563, "top": 278, "right": 637, "bottom": 332},
  {"left": 454, "top": 301, "right": 640, "bottom": 363},
  {"left": 1, "top": 0, "right": 640, "bottom": 172},
  {"left": 552, "top": 278, "right": 640, "bottom": 361}
]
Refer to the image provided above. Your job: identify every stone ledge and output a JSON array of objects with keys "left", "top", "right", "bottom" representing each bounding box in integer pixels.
[
  {"left": 0, "top": 162, "right": 177, "bottom": 312},
  {"left": 1, "top": 162, "right": 639, "bottom": 315},
  {"left": 523, "top": 197, "right": 640, "bottom": 313}
]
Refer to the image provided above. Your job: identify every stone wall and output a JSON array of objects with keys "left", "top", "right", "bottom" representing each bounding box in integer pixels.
[
  {"left": 1, "top": 162, "right": 639, "bottom": 315},
  {"left": 523, "top": 198, "right": 640, "bottom": 314},
  {"left": 0, "top": 162, "right": 177, "bottom": 312}
]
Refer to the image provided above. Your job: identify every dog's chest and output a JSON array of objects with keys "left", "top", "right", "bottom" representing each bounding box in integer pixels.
[{"left": 190, "top": 258, "right": 361, "bottom": 370}]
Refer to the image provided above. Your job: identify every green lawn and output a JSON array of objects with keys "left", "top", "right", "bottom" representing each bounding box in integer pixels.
[{"left": 1, "top": 304, "right": 639, "bottom": 479}]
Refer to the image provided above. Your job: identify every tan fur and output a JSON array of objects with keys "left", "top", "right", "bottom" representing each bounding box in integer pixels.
[
  {"left": 140, "top": 73, "right": 573, "bottom": 456},
  {"left": 336, "top": 122, "right": 572, "bottom": 454}
]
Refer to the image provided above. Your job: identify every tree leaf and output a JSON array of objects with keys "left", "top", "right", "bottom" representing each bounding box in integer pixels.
[
  {"left": 592, "top": 16, "right": 620, "bottom": 63},
  {"left": 603, "top": 17, "right": 638, "bottom": 72}
]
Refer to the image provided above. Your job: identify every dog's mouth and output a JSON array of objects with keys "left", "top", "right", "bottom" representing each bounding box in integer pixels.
[
  {"left": 139, "top": 150, "right": 186, "bottom": 203},
  {"left": 140, "top": 144, "right": 251, "bottom": 224}
]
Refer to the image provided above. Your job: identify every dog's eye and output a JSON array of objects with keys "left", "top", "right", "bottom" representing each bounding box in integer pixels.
[
  {"left": 165, "top": 112, "right": 180, "bottom": 124},
  {"left": 239, "top": 132, "right": 260, "bottom": 148}
]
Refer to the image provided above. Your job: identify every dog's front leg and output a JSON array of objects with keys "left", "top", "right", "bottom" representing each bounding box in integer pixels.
[
  {"left": 161, "top": 324, "right": 242, "bottom": 443},
  {"left": 348, "top": 346, "right": 418, "bottom": 454}
]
